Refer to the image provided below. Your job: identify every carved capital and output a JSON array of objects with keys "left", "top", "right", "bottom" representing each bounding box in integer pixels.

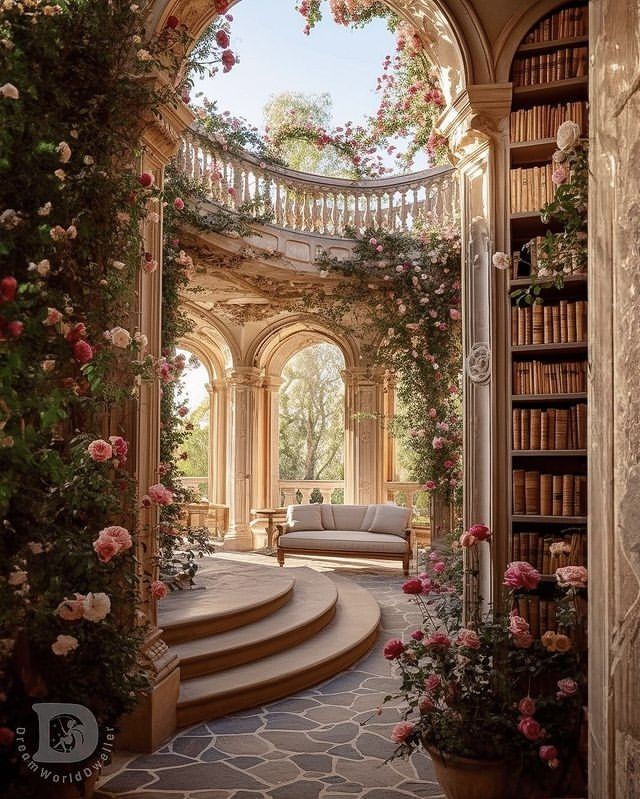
[
  {"left": 226, "top": 366, "right": 262, "bottom": 388},
  {"left": 465, "top": 342, "right": 491, "bottom": 384},
  {"left": 141, "top": 87, "right": 195, "bottom": 167}
]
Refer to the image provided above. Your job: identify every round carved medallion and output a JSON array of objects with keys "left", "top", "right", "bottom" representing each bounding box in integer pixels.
[{"left": 466, "top": 343, "right": 491, "bottom": 384}]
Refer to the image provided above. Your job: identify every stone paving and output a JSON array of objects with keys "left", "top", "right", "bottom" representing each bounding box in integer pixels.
[{"left": 97, "top": 554, "right": 444, "bottom": 799}]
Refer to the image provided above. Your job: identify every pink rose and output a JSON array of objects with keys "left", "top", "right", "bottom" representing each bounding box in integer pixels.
[
  {"left": 383, "top": 638, "right": 405, "bottom": 660},
  {"left": 419, "top": 696, "right": 434, "bottom": 713},
  {"left": 177, "top": 406, "right": 189, "bottom": 417},
  {"left": 449, "top": 308, "right": 461, "bottom": 321},
  {"left": 173, "top": 197, "right": 185, "bottom": 210},
  {"left": 425, "top": 675, "right": 440, "bottom": 694},
  {"left": 424, "top": 480, "right": 436, "bottom": 490},
  {"left": 43, "top": 307, "right": 63, "bottom": 326},
  {"left": 139, "top": 172, "right": 154, "bottom": 188},
  {"left": 87, "top": 439, "right": 113, "bottom": 462},
  {"left": 221, "top": 49, "right": 236, "bottom": 72},
  {"left": 73, "top": 340, "right": 93, "bottom": 364},
  {"left": 425, "top": 632, "right": 450, "bottom": 649},
  {"left": 410, "top": 630, "right": 424, "bottom": 641},
  {"left": 432, "top": 436, "right": 444, "bottom": 450},
  {"left": 93, "top": 535, "right": 120, "bottom": 563},
  {"left": 518, "top": 696, "right": 536, "bottom": 716},
  {"left": 0, "top": 727, "right": 15, "bottom": 747},
  {"left": 51, "top": 634, "right": 79, "bottom": 656},
  {"left": 215, "top": 29, "right": 230, "bottom": 48},
  {"left": 55, "top": 595, "right": 86, "bottom": 621},
  {"left": 402, "top": 578, "right": 423, "bottom": 595},
  {"left": 508, "top": 613, "right": 530, "bottom": 636},
  {"left": 432, "top": 561, "right": 445, "bottom": 574},
  {"left": 147, "top": 483, "right": 174, "bottom": 505},
  {"left": 539, "top": 745, "right": 559, "bottom": 763},
  {"left": 467, "top": 524, "right": 490, "bottom": 542},
  {"left": 459, "top": 531, "right": 476, "bottom": 547},
  {"left": 551, "top": 165, "right": 568, "bottom": 185},
  {"left": 108, "top": 435, "right": 128, "bottom": 463},
  {"left": 101, "top": 525, "right": 133, "bottom": 551},
  {"left": 504, "top": 561, "right": 541, "bottom": 590},
  {"left": 151, "top": 580, "right": 168, "bottom": 600},
  {"left": 555, "top": 566, "right": 588, "bottom": 588},
  {"left": 391, "top": 721, "right": 415, "bottom": 743},
  {"left": 456, "top": 629, "right": 480, "bottom": 649},
  {"left": 518, "top": 716, "right": 544, "bottom": 741},
  {"left": 557, "top": 678, "right": 579, "bottom": 698}
]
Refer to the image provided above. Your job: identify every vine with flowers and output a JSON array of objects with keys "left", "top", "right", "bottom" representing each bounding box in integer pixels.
[
  {"left": 316, "top": 223, "right": 462, "bottom": 507},
  {"left": 0, "top": 1, "right": 237, "bottom": 793}
]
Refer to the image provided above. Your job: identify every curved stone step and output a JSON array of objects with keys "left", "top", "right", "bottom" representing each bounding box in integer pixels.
[
  {"left": 177, "top": 574, "right": 381, "bottom": 728},
  {"left": 160, "top": 559, "right": 296, "bottom": 645},
  {"left": 171, "top": 567, "right": 338, "bottom": 679}
]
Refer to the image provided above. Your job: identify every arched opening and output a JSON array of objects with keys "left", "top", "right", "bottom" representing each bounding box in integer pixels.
[
  {"left": 174, "top": 347, "right": 210, "bottom": 498},
  {"left": 278, "top": 342, "right": 346, "bottom": 506}
]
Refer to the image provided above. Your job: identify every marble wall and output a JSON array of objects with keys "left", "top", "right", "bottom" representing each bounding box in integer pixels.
[{"left": 589, "top": 1, "right": 640, "bottom": 796}]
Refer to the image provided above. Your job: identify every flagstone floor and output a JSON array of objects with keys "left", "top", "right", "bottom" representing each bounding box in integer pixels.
[{"left": 96, "top": 552, "right": 444, "bottom": 799}]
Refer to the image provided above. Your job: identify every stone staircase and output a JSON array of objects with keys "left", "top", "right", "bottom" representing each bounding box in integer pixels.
[{"left": 159, "top": 559, "right": 381, "bottom": 728}]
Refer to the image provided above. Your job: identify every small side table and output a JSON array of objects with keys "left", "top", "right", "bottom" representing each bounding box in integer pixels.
[{"left": 251, "top": 507, "right": 287, "bottom": 553}]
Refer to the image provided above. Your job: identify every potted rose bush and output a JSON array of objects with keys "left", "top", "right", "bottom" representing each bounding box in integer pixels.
[{"left": 383, "top": 527, "right": 586, "bottom": 799}]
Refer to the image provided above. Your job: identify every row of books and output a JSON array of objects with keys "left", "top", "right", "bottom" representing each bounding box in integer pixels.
[
  {"left": 512, "top": 530, "right": 587, "bottom": 574},
  {"left": 511, "top": 236, "right": 587, "bottom": 280},
  {"left": 510, "top": 102, "right": 587, "bottom": 143},
  {"left": 513, "top": 470, "right": 587, "bottom": 517},
  {"left": 512, "top": 404, "right": 587, "bottom": 451},
  {"left": 513, "top": 359, "right": 587, "bottom": 395},
  {"left": 514, "top": 595, "right": 559, "bottom": 638},
  {"left": 512, "top": 46, "right": 588, "bottom": 87},
  {"left": 511, "top": 301, "right": 588, "bottom": 346},
  {"left": 522, "top": 6, "right": 588, "bottom": 43},
  {"left": 510, "top": 165, "right": 555, "bottom": 214}
]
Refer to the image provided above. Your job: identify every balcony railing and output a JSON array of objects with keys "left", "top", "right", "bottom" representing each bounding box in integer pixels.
[
  {"left": 176, "top": 128, "right": 458, "bottom": 238},
  {"left": 278, "top": 480, "right": 344, "bottom": 506}
]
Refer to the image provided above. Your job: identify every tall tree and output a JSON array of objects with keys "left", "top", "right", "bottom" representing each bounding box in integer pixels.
[{"left": 279, "top": 344, "right": 345, "bottom": 480}]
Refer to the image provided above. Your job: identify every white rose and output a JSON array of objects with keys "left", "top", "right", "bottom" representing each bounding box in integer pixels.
[
  {"left": 36, "top": 259, "right": 50, "bottom": 276},
  {"left": 134, "top": 332, "right": 148, "bottom": 348},
  {"left": 51, "top": 634, "right": 79, "bottom": 656},
  {"left": 556, "top": 120, "right": 581, "bottom": 152},
  {"left": 38, "top": 202, "right": 52, "bottom": 216},
  {"left": 109, "top": 326, "right": 131, "bottom": 348},
  {"left": 492, "top": 251, "right": 511, "bottom": 270},
  {"left": 0, "top": 83, "right": 19, "bottom": 100},
  {"left": 82, "top": 592, "right": 111, "bottom": 622}
]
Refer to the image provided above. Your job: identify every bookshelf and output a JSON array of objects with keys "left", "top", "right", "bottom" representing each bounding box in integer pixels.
[{"left": 507, "top": 1, "right": 589, "bottom": 639}]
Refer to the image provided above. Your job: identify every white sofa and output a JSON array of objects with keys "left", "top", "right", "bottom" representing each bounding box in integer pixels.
[{"left": 276, "top": 503, "right": 413, "bottom": 575}]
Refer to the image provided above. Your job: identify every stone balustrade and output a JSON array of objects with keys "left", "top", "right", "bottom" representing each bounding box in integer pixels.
[
  {"left": 384, "top": 481, "right": 432, "bottom": 523},
  {"left": 278, "top": 480, "right": 345, "bottom": 506},
  {"left": 175, "top": 128, "right": 458, "bottom": 238}
]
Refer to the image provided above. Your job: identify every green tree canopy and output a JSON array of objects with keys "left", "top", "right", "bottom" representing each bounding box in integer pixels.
[{"left": 279, "top": 344, "right": 345, "bottom": 480}]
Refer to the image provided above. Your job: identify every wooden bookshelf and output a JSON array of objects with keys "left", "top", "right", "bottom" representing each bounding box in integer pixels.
[{"left": 507, "top": 1, "right": 589, "bottom": 644}]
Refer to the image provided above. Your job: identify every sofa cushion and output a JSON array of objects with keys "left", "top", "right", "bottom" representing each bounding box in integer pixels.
[
  {"left": 319, "top": 503, "right": 335, "bottom": 530},
  {"left": 278, "top": 529, "right": 408, "bottom": 554},
  {"left": 331, "top": 505, "right": 369, "bottom": 531},
  {"left": 368, "top": 504, "right": 412, "bottom": 536},
  {"left": 286, "top": 504, "right": 324, "bottom": 532}
]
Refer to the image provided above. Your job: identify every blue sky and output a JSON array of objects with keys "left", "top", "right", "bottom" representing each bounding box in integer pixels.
[{"left": 193, "top": 0, "right": 395, "bottom": 130}]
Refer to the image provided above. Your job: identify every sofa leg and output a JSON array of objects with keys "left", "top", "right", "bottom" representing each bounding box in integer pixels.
[
  {"left": 277, "top": 550, "right": 284, "bottom": 568},
  {"left": 402, "top": 556, "right": 410, "bottom": 577}
]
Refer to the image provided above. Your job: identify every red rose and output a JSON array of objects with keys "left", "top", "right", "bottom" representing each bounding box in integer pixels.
[
  {"left": 165, "top": 15, "right": 179, "bottom": 28},
  {"left": 216, "top": 29, "right": 230, "bottom": 48},
  {"left": 7, "top": 320, "right": 23, "bottom": 338},
  {"left": 65, "top": 322, "right": 86, "bottom": 343},
  {"left": 383, "top": 638, "right": 405, "bottom": 660},
  {"left": 467, "top": 523, "right": 490, "bottom": 542},
  {"left": 138, "top": 172, "right": 154, "bottom": 188},
  {"left": 221, "top": 49, "right": 236, "bottom": 72},
  {"left": 539, "top": 745, "right": 559, "bottom": 762},
  {"left": 518, "top": 716, "right": 544, "bottom": 741},
  {"left": 73, "top": 340, "right": 93, "bottom": 364},
  {"left": 0, "top": 276, "right": 17, "bottom": 304},
  {"left": 402, "top": 578, "right": 423, "bottom": 595}
]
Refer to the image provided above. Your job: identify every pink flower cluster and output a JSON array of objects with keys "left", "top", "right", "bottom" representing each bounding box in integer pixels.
[
  {"left": 141, "top": 483, "right": 174, "bottom": 507},
  {"left": 87, "top": 435, "right": 128, "bottom": 465}
]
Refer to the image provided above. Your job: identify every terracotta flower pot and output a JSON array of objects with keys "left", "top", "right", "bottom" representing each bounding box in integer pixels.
[{"left": 425, "top": 745, "right": 510, "bottom": 799}]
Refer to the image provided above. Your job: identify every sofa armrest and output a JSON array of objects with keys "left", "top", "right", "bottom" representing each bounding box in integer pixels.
[
  {"left": 275, "top": 522, "right": 288, "bottom": 542},
  {"left": 403, "top": 527, "right": 413, "bottom": 546}
]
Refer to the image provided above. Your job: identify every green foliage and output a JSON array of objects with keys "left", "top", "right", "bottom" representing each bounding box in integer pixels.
[
  {"left": 512, "top": 140, "right": 588, "bottom": 305},
  {"left": 180, "top": 399, "right": 210, "bottom": 478},
  {"left": 279, "top": 344, "right": 345, "bottom": 481}
]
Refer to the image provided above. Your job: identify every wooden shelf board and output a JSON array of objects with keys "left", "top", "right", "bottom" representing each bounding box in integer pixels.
[
  {"left": 512, "top": 341, "right": 587, "bottom": 355},
  {"left": 510, "top": 274, "right": 587, "bottom": 287},
  {"left": 510, "top": 137, "right": 557, "bottom": 166},
  {"left": 512, "top": 393, "right": 587, "bottom": 403},
  {"left": 512, "top": 514, "right": 587, "bottom": 524},
  {"left": 512, "top": 77, "right": 588, "bottom": 107},
  {"left": 512, "top": 449, "right": 587, "bottom": 457},
  {"left": 516, "top": 35, "right": 589, "bottom": 55}
]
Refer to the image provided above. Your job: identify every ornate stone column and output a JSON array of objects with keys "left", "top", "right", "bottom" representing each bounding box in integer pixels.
[
  {"left": 438, "top": 84, "right": 512, "bottom": 610},
  {"left": 116, "top": 99, "right": 193, "bottom": 752},
  {"left": 260, "top": 374, "right": 283, "bottom": 509},
  {"left": 224, "top": 366, "right": 262, "bottom": 550},
  {"left": 588, "top": 3, "right": 640, "bottom": 794},
  {"left": 342, "top": 366, "right": 386, "bottom": 505}
]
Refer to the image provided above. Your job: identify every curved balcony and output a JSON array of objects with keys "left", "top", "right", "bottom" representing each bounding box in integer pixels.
[{"left": 175, "top": 128, "right": 458, "bottom": 239}]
